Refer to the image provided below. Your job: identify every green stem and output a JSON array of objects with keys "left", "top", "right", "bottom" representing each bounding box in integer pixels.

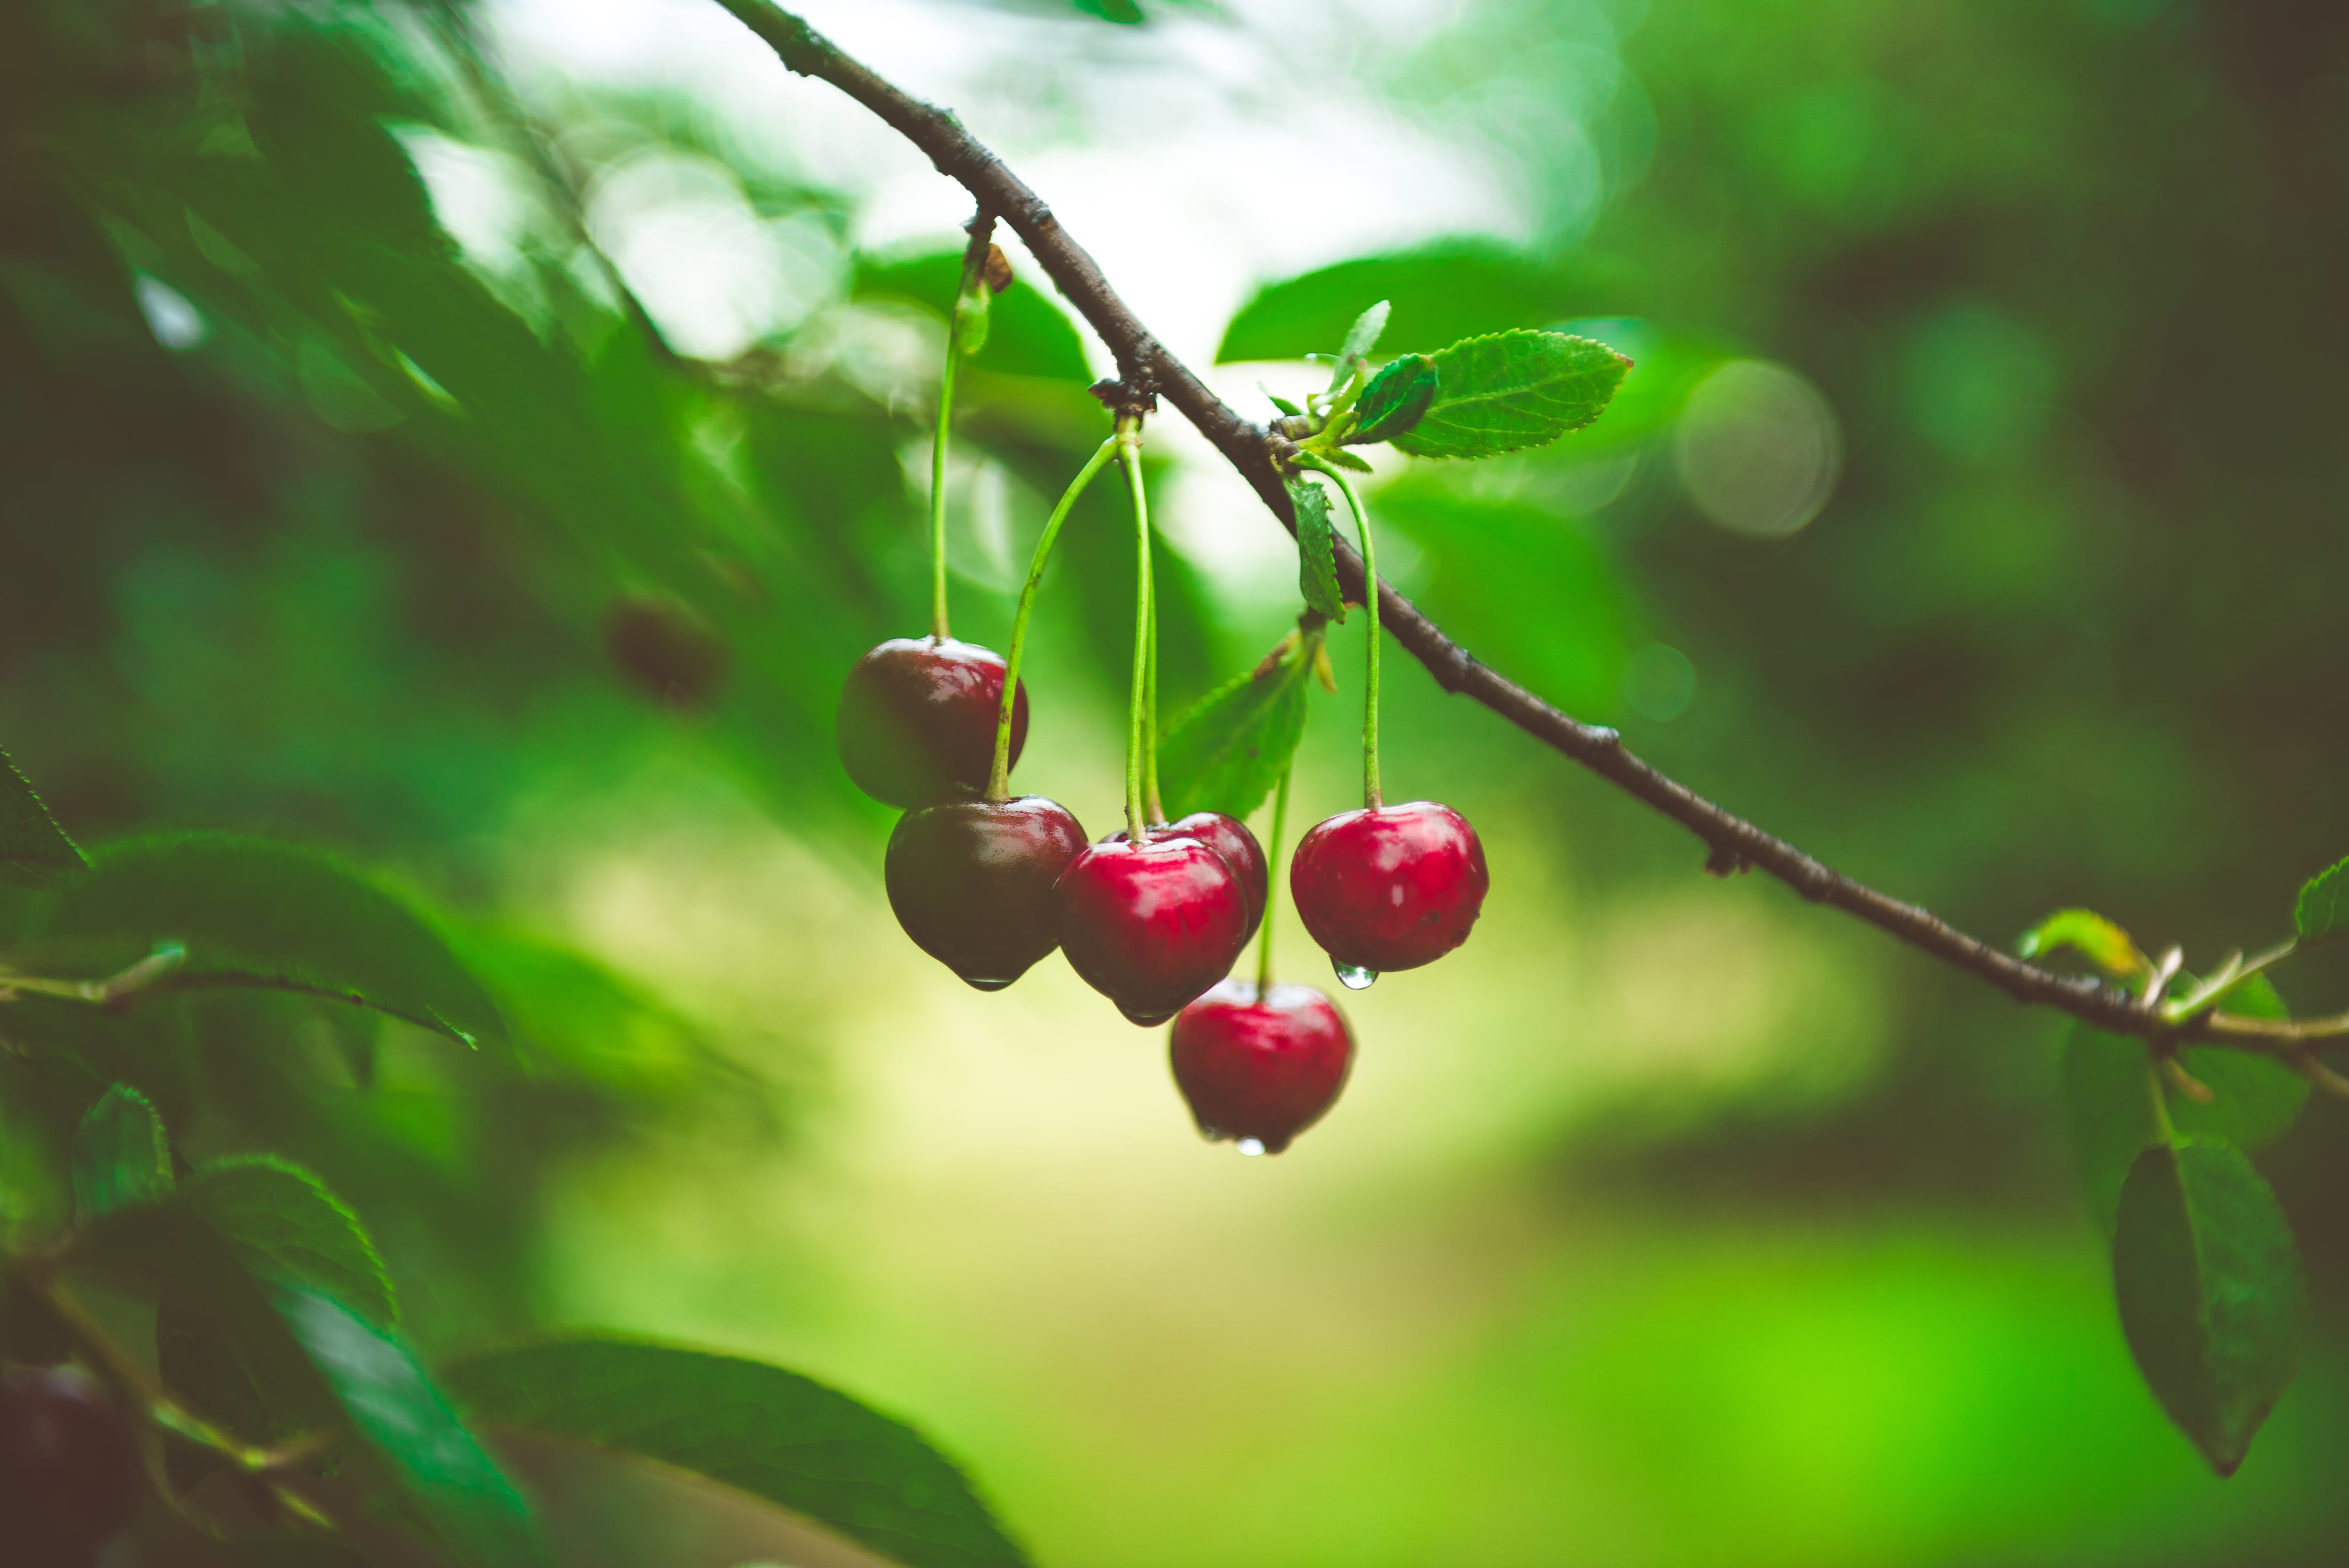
[
  {"left": 1309, "top": 459, "right": 1381, "bottom": 809},
  {"left": 1145, "top": 575, "right": 1164, "bottom": 825},
  {"left": 2144, "top": 1053, "right": 2178, "bottom": 1144},
  {"left": 929, "top": 324, "right": 961, "bottom": 641},
  {"left": 1119, "top": 417, "right": 1151, "bottom": 843},
  {"left": 986, "top": 438, "right": 1117, "bottom": 800},
  {"left": 1255, "top": 760, "right": 1294, "bottom": 996}
]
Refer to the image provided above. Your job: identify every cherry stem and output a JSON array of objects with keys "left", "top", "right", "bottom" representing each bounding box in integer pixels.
[
  {"left": 987, "top": 436, "right": 1117, "bottom": 800},
  {"left": 1255, "top": 759, "right": 1294, "bottom": 996},
  {"left": 1308, "top": 458, "right": 1381, "bottom": 809},
  {"left": 930, "top": 217, "right": 994, "bottom": 641},
  {"left": 1118, "top": 415, "right": 1150, "bottom": 843},
  {"left": 1145, "top": 581, "right": 1163, "bottom": 824}
]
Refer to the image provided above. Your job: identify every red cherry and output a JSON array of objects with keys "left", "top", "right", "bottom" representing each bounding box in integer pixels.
[
  {"left": 1290, "top": 801, "right": 1489, "bottom": 977},
  {"left": 886, "top": 796, "right": 1086, "bottom": 990},
  {"left": 837, "top": 637, "right": 1028, "bottom": 807},
  {"left": 1169, "top": 980, "right": 1354, "bottom": 1154},
  {"left": 1098, "top": 812, "right": 1268, "bottom": 943},
  {"left": 0, "top": 1364, "right": 143, "bottom": 1566},
  {"left": 1057, "top": 835, "right": 1250, "bottom": 1026}
]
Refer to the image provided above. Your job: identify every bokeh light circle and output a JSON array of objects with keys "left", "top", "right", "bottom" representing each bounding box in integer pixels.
[{"left": 1673, "top": 359, "right": 1843, "bottom": 538}]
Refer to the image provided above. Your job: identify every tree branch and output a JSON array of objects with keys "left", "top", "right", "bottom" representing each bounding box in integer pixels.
[{"left": 708, "top": 0, "right": 2319, "bottom": 1053}]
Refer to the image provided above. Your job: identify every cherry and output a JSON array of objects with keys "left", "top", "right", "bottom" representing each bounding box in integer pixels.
[
  {"left": 1169, "top": 980, "right": 1354, "bottom": 1153},
  {"left": 1057, "top": 834, "right": 1250, "bottom": 1026},
  {"left": 837, "top": 637, "right": 1028, "bottom": 807},
  {"left": 1290, "top": 800, "right": 1489, "bottom": 976},
  {"left": 0, "top": 1363, "right": 143, "bottom": 1567},
  {"left": 1099, "top": 812, "right": 1268, "bottom": 943},
  {"left": 605, "top": 594, "right": 730, "bottom": 708},
  {"left": 887, "top": 796, "right": 1086, "bottom": 990}
]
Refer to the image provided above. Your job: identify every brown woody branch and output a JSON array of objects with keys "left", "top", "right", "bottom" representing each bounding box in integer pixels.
[{"left": 708, "top": 0, "right": 2335, "bottom": 1055}]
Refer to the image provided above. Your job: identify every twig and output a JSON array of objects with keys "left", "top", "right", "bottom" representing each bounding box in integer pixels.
[{"left": 704, "top": 0, "right": 2341, "bottom": 1055}]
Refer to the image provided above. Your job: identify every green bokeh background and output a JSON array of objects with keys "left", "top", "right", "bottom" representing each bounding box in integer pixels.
[{"left": 6, "top": 0, "right": 2349, "bottom": 1561}]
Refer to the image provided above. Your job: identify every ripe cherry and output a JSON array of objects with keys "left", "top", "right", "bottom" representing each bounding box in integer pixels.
[
  {"left": 0, "top": 1363, "right": 143, "bottom": 1568},
  {"left": 887, "top": 796, "right": 1086, "bottom": 990},
  {"left": 1290, "top": 800, "right": 1489, "bottom": 978},
  {"left": 1169, "top": 980, "right": 1354, "bottom": 1154},
  {"left": 1099, "top": 812, "right": 1268, "bottom": 943},
  {"left": 1057, "top": 834, "right": 1250, "bottom": 1026},
  {"left": 837, "top": 637, "right": 1028, "bottom": 807}
]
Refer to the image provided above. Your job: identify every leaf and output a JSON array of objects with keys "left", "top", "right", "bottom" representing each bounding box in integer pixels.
[
  {"left": 180, "top": 1158, "right": 397, "bottom": 1329},
  {"left": 1215, "top": 241, "right": 1633, "bottom": 363},
  {"left": 71, "top": 1083, "right": 173, "bottom": 1222},
  {"left": 2295, "top": 856, "right": 2349, "bottom": 940},
  {"left": 1288, "top": 478, "right": 1346, "bottom": 622},
  {"left": 1158, "top": 641, "right": 1313, "bottom": 824},
  {"left": 2060, "top": 978, "right": 2307, "bottom": 1242},
  {"left": 1349, "top": 354, "right": 1438, "bottom": 444},
  {"left": 277, "top": 1288, "right": 544, "bottom": 1568},
  {"left": 1390, "top": 331, "right": 1630, "bottom": 459},
  {"left": 31, "top": 834, "right": 505, "bottom": 1045},
  {"left": 1317, "top": 447, "right": 1374, "bottom": 472},
  {"left": 2112, "top": 1137, "right": 2305, "bottom": 1476},
  {"left": 0, "top": 746, "right": 87, "bottom": 890},
  {"left": 447, "top": 1338, "right": 1030, "bottom": 1568},
  {"left": 1329, "top": 299, "right": 1389, "bottom": 388},
  {"left": 2018, "top": 908, "right": 2146, "bottom": 976}
]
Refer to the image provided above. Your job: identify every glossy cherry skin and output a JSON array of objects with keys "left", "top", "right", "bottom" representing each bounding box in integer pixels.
[
  {"left": 1057, "top": 835, "right": 1250, "bottom": 1026},
  {"left": 1100, "top": 812, "right": 1268, "bottom": 943},
  {"left": 1170, "top": 980, "right": 1354, "bottom": 1154},
  {"left": 838, "top": 637, "right": 1028, "bottom": 807},
  {"left": 0, "top": 1364, "right": 143, "bottom": 1567},
  {"left": 1290, "top": 800, "right": 1489, "bottom": 973},
  {"left": 886, "top": 796, "right": 1086, "bottom": 990}
]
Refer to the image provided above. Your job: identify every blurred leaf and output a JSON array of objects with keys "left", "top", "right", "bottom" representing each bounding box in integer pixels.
[
  {"left": 856, "top": 251, "right": 1091, "bottom": 384},
  {"left": 2018, "top": 909, "right": 2145, "bottom": 976},
  {"left": 1074, "top": 0, "right": 1146, "bottom": 19},
  {"left": 0, "top": 746, "right": 86, "bottom": 890},
  {"left": 2112, "top": 1137, "right": 2304, "bottom": 1477},
  {"left": 277, "top": 1288, "right": 544, "bottom": 1568},
  {"left": 1317, "top": 447, "right": 1374, "bottom": 472},
  {"left": 2173, "top": 976, "right": 2307, "bottom": 1154},
  {"left": 32, "top": 835, "right": 504, "bottom": 1046},
  {"left": 1392, "top": 331, "right": 1630, "bottom": 460},
  {"left": 1289, "top": 478, "right": 1346, "bottom": 621},
  {"left": 2295, "top": 857, "right": 2349, "bottom": 940},
  {"left": 71, "top": 1083, "right": 172, "bottom": 1222},
  {"left": 447, "top": 1338, "right": 1030, "bottom": 1568},
  {"left": 1349, "top": 354, "right": 1437, "bottom": 444},
  {"left": 1330, "top": 300, "right": 1390, "bottom": 389},
  {"left": 1160, "top": 640, "right": 1312, "bottom": 823},
  {"left": 2060, "top": 1025, "right": 2161, "bottom": 1241},
  {"left": 454, "top": 929, "right": 718, "bottom": 1101},
  {"left": 181, "top": 1158, "right": 397, "bottom": 1329},
  {"left": 1217, "top": 241, "right": 1632, "bottom": 362}
]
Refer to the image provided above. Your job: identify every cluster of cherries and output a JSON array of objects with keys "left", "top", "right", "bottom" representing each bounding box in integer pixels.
[
  {"left": 838, "top": 618, "right": 1490, "bottom": 1154},
  {"left": 1, "top": 1362, "right": 144, "bottom": 1567}
]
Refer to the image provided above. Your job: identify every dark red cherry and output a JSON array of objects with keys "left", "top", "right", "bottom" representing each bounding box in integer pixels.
[
  {"left": 1169, "top": 980, "right": 1354, "bottom": 1154},
  {"left": 1057, "top": 835, "right": 1250, "bottom": 1026},
  {"left": 0, "top": 1363, "right": 143, "bottom": 1566},
  {"left": 1290, "top": 800, "right": 1489, "bottom": 977},
  {"left": 886, "top": 796, "right": 1085, "bottom": 989},
  {"left": 838, "top": 637, "right": 1028, "bottom": 807},
  {"left": 1099, "top": 812, "right": 1268, "bottom": 943}
]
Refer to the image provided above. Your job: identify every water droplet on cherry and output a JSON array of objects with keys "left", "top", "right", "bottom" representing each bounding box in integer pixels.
[
  {"left": 1333, "top": 960, "right": 1378, "bottom": 991},
  {"left": 1236, "top": 1138, "right": 1267, "bottom": 1157}
]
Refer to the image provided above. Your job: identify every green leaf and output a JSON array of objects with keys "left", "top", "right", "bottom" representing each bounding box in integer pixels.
[
  {"left": 1159, "top": 640, "right": 1313, "bottom": 824},
  {"left": 0, "top": 746, "right": 87, "bottom": 890},
  {"left": 2018, "top": 908, "right": 2146, "bottom": 976},
  {"left": 31, "top": 834, "right": 504, "bottom": 1045},
  {"left": 180, "top": 1158, "right": 397, "bottom": 1329},
  {"left": 2173, "top": 976, "right": 2308, "bottom": 1154},
  {"left": 1390, "top": 331, "right": 1631, "bottom": 460},
  {"left": 71, "top": 1083, "right": 172, "bottom": 1222},
  {"left": 277, "top": 1288, "right": 544, "bottom": 1568},
  {"left": 2295, "top": 856, "right": 2349, "bottom": 940},
  {"left": 2112, "top": 1137, "right": 2305, "bottom": 1476},
  {"left": 1288, "top": 478, "right": 1346, "bottom": 622},
  {"left": 1215, "top": 241, "right": 1633, "bottom": 363},
  {"left": 1316, "top": 447, "right": 1375, "bottom": 473},
  {"left": 447, "top": 1338, "right": 1030, "bottom": 1568},
  {"left": 1349, "top": 354, "right": 1438, "bottom": 444},
  {"left": 1330, "top": 299, "right": 1389, "bottom": 388}
]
